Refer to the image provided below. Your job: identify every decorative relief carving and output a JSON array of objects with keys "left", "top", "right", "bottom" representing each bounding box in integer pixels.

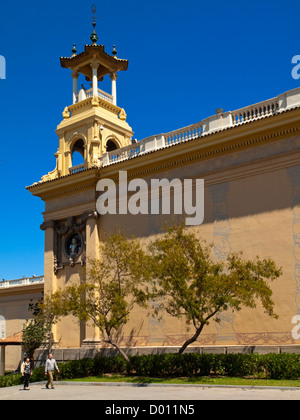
[
  {"left": 116, "top": 333, "right": 218, "bottom": 347},
  {"left": 236, "top": 332, "right": 294, "bottom": 345},
  {"left": 62, "top": 107, "right": 70, "bottom": 119},
  {"left": 114, "top": 331, "right": 294, "bottom": 347},
  {"left": 40, "top": 211, "right": 97, "bottom": 275}
]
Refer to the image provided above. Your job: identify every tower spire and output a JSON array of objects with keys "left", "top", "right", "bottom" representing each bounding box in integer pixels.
[
  {"left": 90, "top": 4, "right": 98, "bottom": 45},
  {"left": 112, "top": 45, "right": 117, "bottom": 58}
]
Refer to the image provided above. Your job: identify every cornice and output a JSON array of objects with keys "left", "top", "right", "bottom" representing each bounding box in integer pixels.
[
  {"left": 101, "top": 111, "right": 300, "bottom": 180},
  {"left": 67, "top": 96, "right": 121, "bottom": 118},
  {"left": 27, "top": 108, "right": 300, "bottom": 201},
  {"left": 56, "top": 102, "right": 133, "bottom": 138},
  {"left": 43, "top": 200, "right": 98, "bottom": 221},
  {"left": 27, "top": 168, "right": 101, "bottom": 201},
  {"left": 0, "top": 283, "right": 44, "bottom": 298}
]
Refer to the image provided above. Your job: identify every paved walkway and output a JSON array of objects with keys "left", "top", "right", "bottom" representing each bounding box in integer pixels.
[{"left": 0, "top": 381, "right": 300, "bottom": 400}]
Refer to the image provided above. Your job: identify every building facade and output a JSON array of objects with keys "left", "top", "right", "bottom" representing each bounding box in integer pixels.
[
  {"left": 0, "top": 277, "right": 44, "bottom": 371},
  {"left": 2, "top": 21, "right": 300, "bottom": 368}
]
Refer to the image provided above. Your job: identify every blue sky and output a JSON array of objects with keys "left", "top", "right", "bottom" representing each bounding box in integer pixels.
[{"left": 0, "top": 0, "right": 299, "bottom": 280}]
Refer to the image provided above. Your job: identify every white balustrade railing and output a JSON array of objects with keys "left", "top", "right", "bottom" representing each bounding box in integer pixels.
[
  {"left": 69, "top": 163, "right": 86, "bottom": 174},
  {"left": 86, "top": 88, "right": 113, "bottom": 103},
  {"left": 232, "top": 97, "right": 279, "bottom": 125},
  {"left": 102, "top": 143, "right": 141, "bottom": 166},
  {"left": 0, "top": 276, "right": 44, "bottom": 289},
  {"left": 97, "top": 87, "right": 300, "bottom": 168},
  {"left": 165, "top": 122, "right": 203, "bottom": 145}
]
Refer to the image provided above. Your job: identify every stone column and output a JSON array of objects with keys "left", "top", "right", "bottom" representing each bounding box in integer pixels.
[
  {"left": 91, "top": 122, "right": 100, "bottom": 166},
  {"left": 0, "top": 346, "right": 5, "bottom": 376},
  {"left": 40, "top": 220, "right": 58, "bottom": 344},
  {"left": 71, "top": 71, "right": 79, "bottom": 104},
  {"left": 91, "top": 63, "right": 99, "bottom": 97},
  {"left": 110, "top": 73, "right": 118, "bottom": 106},
  {"left": 84, "top": 211, "right": 101, "bottom": 344},
  {"left": 64, "top": 150, "right": 72, "bottom": 175}
]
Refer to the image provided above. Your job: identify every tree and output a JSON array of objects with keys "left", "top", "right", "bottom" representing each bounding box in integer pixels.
[
  {"left": 22, "top": 293, "right": 65, "bottom": 365},
  {"left": 59, "top": 232, "right": 150, "bottom": 362},
  {"left": 149, "top": 223, "right": 282, "bottom": 354},
  {"left": 23, "top": 299, "right": 48, "bottom": 365}
]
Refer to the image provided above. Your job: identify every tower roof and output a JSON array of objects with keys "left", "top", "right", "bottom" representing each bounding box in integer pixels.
[{"left": 60, "top": 44, "right": 128, "bottom": 81}]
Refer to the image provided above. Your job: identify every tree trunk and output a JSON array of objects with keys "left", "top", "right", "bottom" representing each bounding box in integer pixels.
[
  {"left": 178, "top": 324, "right": 204, "bottom": 354},
  {"left": 103, "top": 339, "right": 130, "bottom": 363}
]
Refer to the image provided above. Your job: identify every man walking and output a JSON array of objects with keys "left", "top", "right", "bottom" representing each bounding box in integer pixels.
[{"left": 45, "top": 353, "right": 60, "bottom": 389}]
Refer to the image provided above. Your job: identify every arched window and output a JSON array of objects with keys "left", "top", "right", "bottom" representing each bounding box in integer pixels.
[
  {"left": 72, "top": 139, "right": 85, "bottom": 166},
  {"left": 106, "top": 139, "right": 118, "bottom": 152},
  {"left": 0, "top": 315, "right": 5, "bottom": 339}
]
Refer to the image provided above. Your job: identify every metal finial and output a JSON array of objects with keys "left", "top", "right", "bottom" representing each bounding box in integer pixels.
[
  {"left": 112, "top": 45, "right": 117, "bottom": 58},
  {"left": 90, "top": 4, "right": 98, "bottom": 45},
  {"left": 71, "top": 43, "right": 77, "bottom": 56}
]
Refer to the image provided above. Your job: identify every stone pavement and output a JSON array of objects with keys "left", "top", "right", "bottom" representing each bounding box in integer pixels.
[{"left": 0, "top": 381, "right": 300, "bottom": 400}]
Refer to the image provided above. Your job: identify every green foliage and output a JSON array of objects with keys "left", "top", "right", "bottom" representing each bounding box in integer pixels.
[
  {"left": 0, "top": 373, "right": 22, "bottom": 388},
  {"left": 58, "top": 359, "right": 95, "bottom": 379},
  {"left": 2, "top": 353, "right": 300, "bottom": 388},
  {"left": 126, "top": 353, "right": 300, "bottom": 380},
  {"left": 42, "top": 225, "right": 282, "bottom": 358},
  {"left": 263, "top": 353, "right": 300, "bottom": 379},
  {"left": 23, "top": 293, "right": 67, "bottom": 363},
  {"left": 50, "top": 232, "right": 151, "bottom": 362},
  {"left": 0, "top": 366, "right": 47, "bottom": 388},
  {"left": 128, "top": 353, "right": 213, "bottom": 377},
  {"left": 149, "top": 223, "right": 282, "bottom": 353},
  {"left": 22, "top": 317, "right": 48, "bottom": 362},
  {"left": 55, "top": 353, "right": 300, "bottom": 380}
]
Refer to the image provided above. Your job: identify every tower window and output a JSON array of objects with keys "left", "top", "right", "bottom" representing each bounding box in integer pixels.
[
  {"left": 106, "top": 139, "right": 118, "bottom": 152},
  {"left": 72, "top": 139, "right": 85, "bottom": 166}
]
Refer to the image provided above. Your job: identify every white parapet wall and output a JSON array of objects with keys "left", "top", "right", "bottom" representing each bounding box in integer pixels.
[
  {"left": 0, "top": 275, "right": 44, "bottom": 289},
  {"left": 100, "top": 87, "right": 300, "bottom": 168}
]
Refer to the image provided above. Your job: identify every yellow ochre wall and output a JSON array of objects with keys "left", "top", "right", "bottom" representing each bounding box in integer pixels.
[{"left": 36, "top": 112, "right": 300, "bottom": 349}]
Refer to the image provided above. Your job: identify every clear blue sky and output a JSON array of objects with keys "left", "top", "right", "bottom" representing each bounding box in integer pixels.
[{"left": 0, "top": 0, "right": 299, "bottom": 280}]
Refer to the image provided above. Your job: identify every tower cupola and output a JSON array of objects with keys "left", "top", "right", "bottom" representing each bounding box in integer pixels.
[
  {"left": 60, "top": 9, "right": 128, "bottom": 107},
  {"left": 38, "top": 7, "right": 133, "bottom": 182}
]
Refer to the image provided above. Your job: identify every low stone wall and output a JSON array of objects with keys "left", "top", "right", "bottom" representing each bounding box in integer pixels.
[{"left": 33, "top": 345, "right": 300, "bottom": 367}]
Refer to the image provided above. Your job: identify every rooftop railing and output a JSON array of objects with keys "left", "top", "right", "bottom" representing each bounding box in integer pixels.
[
  {"left": 0, "top": 275, "right": 44, "bottom": 289},
  {"left": 69, "top": 163, "right": 86, "bottom": 174},
  {"left": 98, "top": 87, "right": 300, "bottom": 168},
  {"left": 232, "top": 97, "right": 279, "bottom": 125}
]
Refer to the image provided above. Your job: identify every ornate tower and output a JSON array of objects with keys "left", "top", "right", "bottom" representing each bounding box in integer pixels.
[
  {"left": 42, "top": 16, "right": 133, "bottom": 182},
  {"left": 27, "top": 15, "right": 134, "bottom": 348}
]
